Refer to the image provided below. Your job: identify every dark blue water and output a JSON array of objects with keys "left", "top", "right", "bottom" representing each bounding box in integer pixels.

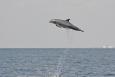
[{"left": 0, "top": 48, "right": 115, "bottom": 77}]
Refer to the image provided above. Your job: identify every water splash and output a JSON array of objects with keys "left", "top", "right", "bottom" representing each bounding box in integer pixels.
[{"left": 51, "top": 49, "right": 70, "bottom": 77}]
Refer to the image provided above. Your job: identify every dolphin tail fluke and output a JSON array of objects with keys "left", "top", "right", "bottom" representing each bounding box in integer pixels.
[
  {"left": 68, "top": 26, "right": 84, "bottom": 32},
  {"left": 80, "top": 30, "right": 84, "bottom": 32}
]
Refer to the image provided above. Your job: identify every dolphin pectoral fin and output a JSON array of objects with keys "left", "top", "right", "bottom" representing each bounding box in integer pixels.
[{"left": 56, "top": 24, "right": 62, "bottom": 28}]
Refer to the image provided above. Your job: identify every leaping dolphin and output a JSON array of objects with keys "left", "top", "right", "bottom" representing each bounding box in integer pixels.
[{"left": 49, "top": 19, "right": 84, "bottom": 32}]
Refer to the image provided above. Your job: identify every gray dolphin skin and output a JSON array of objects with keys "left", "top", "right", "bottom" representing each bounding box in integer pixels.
[{"left": 49, "top": 19, "right": 84, "bottom": 32}]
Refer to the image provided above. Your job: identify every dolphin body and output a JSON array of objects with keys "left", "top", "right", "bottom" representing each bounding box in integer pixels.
[{"left": 49, "top": 19, "right": 84, "bottom": 32}]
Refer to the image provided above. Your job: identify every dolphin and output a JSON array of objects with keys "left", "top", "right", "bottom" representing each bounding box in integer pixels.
[{"left": 49, "top": 19, "right": 84, "bottom": 32}]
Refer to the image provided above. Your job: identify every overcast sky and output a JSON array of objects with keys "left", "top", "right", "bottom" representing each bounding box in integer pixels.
[{"left": 0, "top": 0, "right": 115, "bottom": 48}]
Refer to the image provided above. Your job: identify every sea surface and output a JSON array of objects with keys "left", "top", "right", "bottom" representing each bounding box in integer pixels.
[{"left": 0, "top": 48, "right": 115, "bottom": 77}]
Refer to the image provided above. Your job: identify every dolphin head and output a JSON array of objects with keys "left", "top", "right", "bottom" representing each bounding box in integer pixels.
[{"left": 49, "top": 19, "right": 57, "bottom": 24}]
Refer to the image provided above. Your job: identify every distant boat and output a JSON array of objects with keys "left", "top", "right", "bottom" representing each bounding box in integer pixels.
[
  {"left": 108, "top": 46, "right": 113, "bottom": 48},
  {"left": 102, "top": 45, "right": 113, "bottom": 48}
]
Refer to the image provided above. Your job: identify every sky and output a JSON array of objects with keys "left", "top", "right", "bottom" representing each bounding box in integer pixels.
[{"left": 0, "top": 0, "right": 115, "bottom": 48}]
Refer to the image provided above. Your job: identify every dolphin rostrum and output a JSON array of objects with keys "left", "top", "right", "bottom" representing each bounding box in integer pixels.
[{"left": 49, "top": 19, "right": 84, "bottom": 32}]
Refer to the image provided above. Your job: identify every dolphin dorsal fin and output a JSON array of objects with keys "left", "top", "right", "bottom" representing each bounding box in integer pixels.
[{"left": 65, "top": 19, "right": 70, "bottom": 22}]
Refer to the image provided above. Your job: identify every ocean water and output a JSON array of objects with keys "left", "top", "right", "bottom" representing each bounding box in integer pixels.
[{"left": 0, "top": 48, "right": 115, "bottom": 77}]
